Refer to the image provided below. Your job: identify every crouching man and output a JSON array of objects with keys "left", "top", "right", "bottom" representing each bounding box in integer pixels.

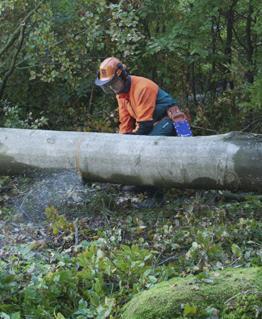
[
  {"left": 95, "top": 57, "right": 192, "bottom": 137},
  {"left": 95, "top": 57, "right": 192, "bottom": 207}
]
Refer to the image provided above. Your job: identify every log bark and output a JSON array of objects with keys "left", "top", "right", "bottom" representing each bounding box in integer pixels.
[{"left": 0, "top": 128, "right": 261, "bottom": 192}]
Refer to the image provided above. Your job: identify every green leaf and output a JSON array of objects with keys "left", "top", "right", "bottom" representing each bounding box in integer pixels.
[
  {"left": 54, "top": 313, "right": 65, "bottom": 319},
  {"left": 183, "top": 303, "right": 198, "bottom": 316},
  {"left": 231, "top": 244, "right": 242, "bottom": 258}
]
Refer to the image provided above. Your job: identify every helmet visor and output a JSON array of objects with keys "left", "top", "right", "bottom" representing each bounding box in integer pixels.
[{"left": 100, "top": 76, "right": 124, "bottom": 94}]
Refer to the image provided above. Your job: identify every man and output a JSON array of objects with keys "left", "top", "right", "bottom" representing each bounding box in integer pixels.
[
  {"left": 95, "top": 57, "right": 192, "bottom": 137},
  {"left": 95, "top": 57, "right": 192, "bottom": 207}
]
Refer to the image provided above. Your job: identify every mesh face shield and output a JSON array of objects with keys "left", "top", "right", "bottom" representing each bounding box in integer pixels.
[{"left": 100, "top": 76, "right": 125, "bottom": 94}]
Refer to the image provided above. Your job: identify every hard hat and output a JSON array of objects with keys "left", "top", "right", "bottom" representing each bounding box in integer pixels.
[{"left": 95, "top": 57, "right": 123, "bottom": 87}]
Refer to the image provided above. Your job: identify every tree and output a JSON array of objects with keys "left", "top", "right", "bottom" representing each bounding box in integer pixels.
[{"left": 0, "top": 1, "right": 42, "bottom": 99}]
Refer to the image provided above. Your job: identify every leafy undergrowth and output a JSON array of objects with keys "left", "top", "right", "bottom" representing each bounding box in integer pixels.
[{"left": 0, "top": 175, "right": 261, "bottom": 319}]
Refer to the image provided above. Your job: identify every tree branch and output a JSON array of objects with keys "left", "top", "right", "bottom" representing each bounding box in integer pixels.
[
  {"left": 0, "top": 23, "right": 26, "bottom": 99},
  {"left": 232, "top": 26, "right": 247, "bottom": 50},
  {"left": 0, "top": 1, "right": 42, "bottom": 59}
]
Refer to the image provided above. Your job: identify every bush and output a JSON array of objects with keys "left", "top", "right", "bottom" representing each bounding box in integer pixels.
[{"left": 0, "top": 100, "right": 48, "bottom": 129}]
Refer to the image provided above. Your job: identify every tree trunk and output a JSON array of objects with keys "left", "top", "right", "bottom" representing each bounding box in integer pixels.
[
  {"left": 0, "top": 2, "right": 42, "bottom": 99},
  {"left": 210, "top": 15, "right": 219, "bottom": 99},
  {"left": 0, "top": 128, "right": 261, "bottom": 192},
  {"left": 245, "top": 0, "right": 254, "bottom": 83},
  {"left": 223, "top": 0, "right": 238, "bottom": 90},
  {"left": 191, "top": 61, "right": 197, "bottom": 105}
]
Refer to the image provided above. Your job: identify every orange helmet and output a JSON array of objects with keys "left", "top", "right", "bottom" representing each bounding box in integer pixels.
[{"left": 95, "top": 57, "right": 125, "bottom": 87}]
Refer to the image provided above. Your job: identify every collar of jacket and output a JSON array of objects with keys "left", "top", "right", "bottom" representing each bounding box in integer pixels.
[
  {"left": 118, "top": 75, "right": 131, "bottom": 95},
  {"left": 118, "top": 92, "right": 129, "bottom": 101}
]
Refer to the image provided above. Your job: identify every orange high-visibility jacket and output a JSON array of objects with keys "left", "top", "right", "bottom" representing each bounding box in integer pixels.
[{"left": 117, "top": 76, "right": 159, "bottom": 134}]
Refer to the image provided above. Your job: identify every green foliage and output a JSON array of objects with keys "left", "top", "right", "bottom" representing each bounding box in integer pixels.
[
  {"left": 249, "top": 74, "right": 262, "bottom": 110},
  {"left": 183, "top": 303, "right": 198, "bottom": 317},
  {"left": 86, "top": 190, "right": 118, "bottom": 213},
  {"left": 222, "top": 292, "right": 262, "bottom": 319},
  {"left": 0, "top": 0, "right": 261, "bottom": 132},
  {"left": 0, "top": 240, "right": 158, "bottom": 318},
  {"left": 0, "top": 100, "right": 48, "bottom": 128},
  {"left": 0, "top": 179, "right": 261, "bottom": 318},
  {"left": 0, "top": 1, "right": 262, "bottom": 315},
  {"left": 108, "top": 0, "right": 146, "bottom": 59},
  {"left": 45, "top": 205, "right": 73, "bottom": 235}
]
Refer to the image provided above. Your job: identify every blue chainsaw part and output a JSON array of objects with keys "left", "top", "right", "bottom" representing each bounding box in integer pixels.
[{"left": 173, "top": 120, "right": 192, "bottom": 137}]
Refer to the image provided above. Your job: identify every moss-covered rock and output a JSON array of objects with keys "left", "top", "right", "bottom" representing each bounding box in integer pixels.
[{"left": 122, "top": 267, "right": 262, "bottom": 319}]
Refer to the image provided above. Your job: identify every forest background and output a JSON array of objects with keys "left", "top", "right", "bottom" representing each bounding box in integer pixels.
[{"left": 0, "top": 0, "right": 261, "bottom": 133}]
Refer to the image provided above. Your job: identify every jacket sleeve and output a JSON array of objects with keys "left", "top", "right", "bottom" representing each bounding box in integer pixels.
[
  {"left": 134, "top": 86, "right": 157, "bottom": 122},
  {"left": 118, "top": 98, "right": 135, "bottom": 134}
]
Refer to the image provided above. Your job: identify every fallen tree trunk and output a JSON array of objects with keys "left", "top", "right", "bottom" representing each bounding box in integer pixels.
[{"left": 0, "top": 128, "right": 261, "bottom": 192}]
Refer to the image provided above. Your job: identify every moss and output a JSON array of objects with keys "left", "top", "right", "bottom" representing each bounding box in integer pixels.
[{"left": 122, "top": 267, "right": 262, "bottom": 319}]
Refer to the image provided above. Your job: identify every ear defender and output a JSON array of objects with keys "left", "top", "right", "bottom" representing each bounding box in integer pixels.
[{"left": 117, "top": 63, "right": 128, "bottom": 80}]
